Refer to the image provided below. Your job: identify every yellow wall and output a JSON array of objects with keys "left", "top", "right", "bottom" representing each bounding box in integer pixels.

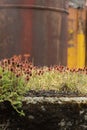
[{"left": 67, "top": 7, "right": 86, "bottom": 68}]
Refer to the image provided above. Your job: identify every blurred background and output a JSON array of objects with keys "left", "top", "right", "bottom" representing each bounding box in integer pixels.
[
  {"left": 68, "top": 0, "right": 87, "bottom": 68},
  {"left": 0, "top": 0, "right": 87, "bottom": 68}
]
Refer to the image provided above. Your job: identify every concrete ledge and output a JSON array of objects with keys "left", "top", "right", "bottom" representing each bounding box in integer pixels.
[
  {"left": 1, "top": 96, "right": 87, "bottom": 130},
  {"left": 23, "top": 97, "right": 87, "bottom": 104}
]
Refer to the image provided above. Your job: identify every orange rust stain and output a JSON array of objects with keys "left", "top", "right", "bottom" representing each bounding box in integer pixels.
[{"left": 21, "top": 0, "right": 35, "bottom": 55}]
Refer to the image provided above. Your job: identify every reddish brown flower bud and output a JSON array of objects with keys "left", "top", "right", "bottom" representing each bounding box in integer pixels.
[
  {"left": 17, "top": 64, "right": 20, "bottom": 67},
  {"left": 0, "top": 75, "right": 2, "bottom": 79},
  {"left": 29, "top": 73, "right": 32, "bottom": 76},
  {"left": 16, "top": 74, "right": 19, "bottom": 78},
  {"left": 26, "top": 76, "right": 30, "bottom": 81},
  {"left": 10, "top": 68, "right": 14, "bottom": 72}
]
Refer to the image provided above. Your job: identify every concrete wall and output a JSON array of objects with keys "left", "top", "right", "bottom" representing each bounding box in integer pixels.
[{"left": 0, "top": 97, "right": 87, "bottom": 130}]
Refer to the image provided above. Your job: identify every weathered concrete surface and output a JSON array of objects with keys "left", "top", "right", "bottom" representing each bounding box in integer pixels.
[
  {"left": 1, "top": 97, "right": 87, "bottom": 130},
  {"left": 23, "top": 97, "right": 87, "bottom": 104}
]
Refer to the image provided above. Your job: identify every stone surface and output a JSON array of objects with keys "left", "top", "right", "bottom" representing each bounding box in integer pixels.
[{"left": 1, "top": 97, "right": 87, "bottom": 130}]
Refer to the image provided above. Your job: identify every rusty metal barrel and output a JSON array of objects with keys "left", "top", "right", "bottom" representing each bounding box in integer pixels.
[{"left": 0, "top": 0, "right": 68, "bottom": 66}]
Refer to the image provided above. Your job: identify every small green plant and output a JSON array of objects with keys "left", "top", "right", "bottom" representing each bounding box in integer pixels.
[{"left": 0, "top": 67, "right": 27, "bottom": 115}]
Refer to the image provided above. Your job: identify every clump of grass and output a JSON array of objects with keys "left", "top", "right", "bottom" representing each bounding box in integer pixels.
[{"left": 27, "top": 67, "right": 87, "bottom": 95}]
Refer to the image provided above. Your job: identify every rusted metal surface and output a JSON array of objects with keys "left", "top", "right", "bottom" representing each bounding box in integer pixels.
[
  {"left": 0, "top": 5, "right": 68, "bottom": 14},
  {"left": 0, "top": 0, "right": 68, "bottom": 66}
]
